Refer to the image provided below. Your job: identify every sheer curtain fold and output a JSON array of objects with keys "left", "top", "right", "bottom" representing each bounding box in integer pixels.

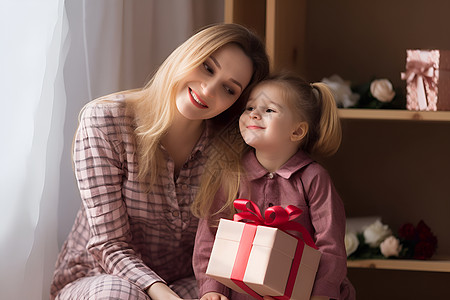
[
  {"left": 0, "top": 1, "right": 68, "bottom": 299},
  {"left": 0, "top": 1, "right": 223, "bottom": 299}
]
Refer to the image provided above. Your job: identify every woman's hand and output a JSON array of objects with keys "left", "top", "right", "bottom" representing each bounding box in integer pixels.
[
  {"left": 200, "top": 292, "right": 229, "bottom": 300},
  {"left": 146, "top": 282, "right": 182, "bottom": 300}
]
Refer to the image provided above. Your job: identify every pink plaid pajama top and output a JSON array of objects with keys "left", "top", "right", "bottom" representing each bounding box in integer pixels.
[{"left": 51, "top": 96, "right": 209, "bottom": 299}]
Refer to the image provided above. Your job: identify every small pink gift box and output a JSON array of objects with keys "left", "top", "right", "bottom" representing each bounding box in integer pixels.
[
  {"left": 402, "top": 49, "right": 450, "bottom": 111},
  {"left": 205, "top": 200, "right": 321, "bottom": 300}
]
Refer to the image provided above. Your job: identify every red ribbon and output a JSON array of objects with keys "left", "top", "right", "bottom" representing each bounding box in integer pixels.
[
  {"left": 233, "top": 199, "right": 317, "bottom": 249},
  {"left": 230, "top": 199, "right": 318, "bottom": 299}
]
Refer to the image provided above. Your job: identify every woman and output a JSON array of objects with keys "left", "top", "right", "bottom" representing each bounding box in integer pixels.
[{"left": 50, "top": 23, "right": 269, "bottom": 300}]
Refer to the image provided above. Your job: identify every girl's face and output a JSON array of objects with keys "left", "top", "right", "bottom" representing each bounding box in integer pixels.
[
  {"left": 176, "top": 43, "right": 253, "bottom": 120},
  {"left": 239, "top": 82, "right": 303, "bottom": 151}
]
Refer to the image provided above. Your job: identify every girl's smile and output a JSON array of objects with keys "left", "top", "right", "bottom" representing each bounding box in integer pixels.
[{"left": 246, "top": 125, "right": 265, "bottom": 129}]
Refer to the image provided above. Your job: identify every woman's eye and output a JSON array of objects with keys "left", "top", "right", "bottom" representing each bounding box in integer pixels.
[
  {"left": 224, "top": 86, "right": 235, "bottom": 95},
  {"left": 203, "top": 62, "right": 213, "bottom": 74}
]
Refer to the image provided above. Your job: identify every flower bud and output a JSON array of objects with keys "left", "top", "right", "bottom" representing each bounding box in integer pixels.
[
  {"left": 380, "top": 235, "right": 402, "bottom": 257},
  {"left": 370, "top": 79, "right": 395, "bottom": 102}
]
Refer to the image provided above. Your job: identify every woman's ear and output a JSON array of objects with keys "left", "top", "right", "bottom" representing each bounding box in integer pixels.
[{"left": 291, "top": 122, "right": 308, "bottom": 142}]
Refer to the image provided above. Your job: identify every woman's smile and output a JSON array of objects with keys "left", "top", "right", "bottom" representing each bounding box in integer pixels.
[{"left": 189, "top": 88, "right": 208, "bottom": 108}]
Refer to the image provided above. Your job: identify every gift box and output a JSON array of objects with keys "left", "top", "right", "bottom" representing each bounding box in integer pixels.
[
  {"left": 401, "top": 49, "right": 450, "bottom": 111},
  {"left": 205, "top": 200, "right": 321, "bottom": 300}
]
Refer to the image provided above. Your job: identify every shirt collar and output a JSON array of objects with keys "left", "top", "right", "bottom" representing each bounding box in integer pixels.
[
  {"left": 243, "top": 149, "right": 313, "bottom": 180},
  {"left": 191, "top": 120, "right": 211, "bottom": 155},
  {"left": 159, "top": 120, "right": 211, "bottom": 157}
]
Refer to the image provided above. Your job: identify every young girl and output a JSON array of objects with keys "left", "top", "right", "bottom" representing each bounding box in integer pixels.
[
  {"left": 50, "top": 23, "right": 269, "bottom": 300},
  {"left": 193, "top": 73, "right": 356, "bottom": 300}
]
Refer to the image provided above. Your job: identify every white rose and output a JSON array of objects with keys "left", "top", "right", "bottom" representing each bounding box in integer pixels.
[
  {"left": 321, "top": 74, "right": 360, "bottom": 108},
  {"left": 380, "top": 235, "right": 402, "bottom": 257},
  {"left": 363, "top": 220, "right": 392, "bottom": 247},
  {"left": 370, "top": 79, "right": 395, "bottom": 102},
  {"left": 344, "top": 232, "right": 359, "bottom": 257}
]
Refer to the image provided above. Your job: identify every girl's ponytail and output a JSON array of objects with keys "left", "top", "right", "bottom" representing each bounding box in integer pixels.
[{"left": 310, "top": 82, "right": 342, "bottom": 157}]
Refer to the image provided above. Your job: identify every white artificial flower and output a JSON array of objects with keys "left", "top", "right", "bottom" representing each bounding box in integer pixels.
[
  {"left": 380, "top": 235, "right": 402, "bottom": 258},
  {"left": 345, "top": 232, "right": 359, "bottom": 257},
  {"left": 370, "top": 79, "right": 395, "bottom": 102},
  {"left": 363, "top": 220, "right": 392, "bottom": 247},
  {"left": 321, "top": 74, "right": 360, "bottom": 108}
]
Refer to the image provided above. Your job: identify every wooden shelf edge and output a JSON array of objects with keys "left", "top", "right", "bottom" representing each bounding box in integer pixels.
[
  {"left": 347, "top": 258, "right": 450, "bottom": 273},
  {"left": 338, "top": 109, "right": 450, "bottom": 122}
]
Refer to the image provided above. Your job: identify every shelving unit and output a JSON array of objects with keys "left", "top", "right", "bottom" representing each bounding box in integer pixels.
[
  {"left": 225, "top": 0, "right": 450, "bottom": 298},
  {"left": 338, "top": 109, "right": 450, "bottom": 122},
  {"left": 347, "top": 258, "right": 450, "bottom": 273}
]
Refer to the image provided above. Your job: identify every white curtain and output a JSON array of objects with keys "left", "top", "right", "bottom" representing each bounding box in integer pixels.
[{"left": 0, "top": 1, "right": 223, "bottom": 299}]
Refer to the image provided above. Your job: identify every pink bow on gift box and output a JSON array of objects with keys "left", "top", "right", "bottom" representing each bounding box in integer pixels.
[{"left": 401, "top": 60, "right": 435, "bottom": 110}]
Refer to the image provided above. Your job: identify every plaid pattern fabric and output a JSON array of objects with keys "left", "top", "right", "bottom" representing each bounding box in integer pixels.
[
  {"left": 56, "top": 275, "right": 150, "bottom": 300},
  {"left": 55, "top": 275, "right": 198, "bottom": 300},
  {"left": 51, "top": 96, "right": 208, "bottom": 299},
  {"left": 169, "top": 276, "right": 199, "bottom": 298}
]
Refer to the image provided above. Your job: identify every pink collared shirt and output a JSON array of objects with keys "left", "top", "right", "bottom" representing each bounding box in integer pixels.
[{"left": 193, "top": 150, "right": 355, "bottom": 299}]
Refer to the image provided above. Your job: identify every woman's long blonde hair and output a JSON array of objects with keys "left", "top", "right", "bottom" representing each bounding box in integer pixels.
[{"left": 127, "top": 23, "right": 269, "bottom": 208}]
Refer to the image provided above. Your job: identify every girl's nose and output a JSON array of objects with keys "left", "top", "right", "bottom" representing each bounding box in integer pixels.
[{"left": 249, "top": 110, "right": 261, "bottom": 119}]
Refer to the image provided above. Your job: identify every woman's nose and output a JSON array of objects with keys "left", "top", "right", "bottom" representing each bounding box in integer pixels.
[{"left": 201, "top": 80, "right": 216, "bottom": 97}]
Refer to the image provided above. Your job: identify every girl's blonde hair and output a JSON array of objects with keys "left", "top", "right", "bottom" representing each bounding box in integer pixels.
[
  {"left": 127, "top": 23, "right": 269, "bottom": 205},
  {"left": 260, "top": 72, "right": 342, "bottom": 157}
]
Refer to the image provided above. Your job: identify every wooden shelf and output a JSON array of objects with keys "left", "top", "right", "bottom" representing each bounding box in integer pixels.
[
  {"left": 338, "top": 109, "right": 450, "bottom": 122},
  {"left": 226, "top": 1, "right": 450, "bottom": 297},
  {"left": 347, "top": 258, "right": 450, "bottom": 273}
]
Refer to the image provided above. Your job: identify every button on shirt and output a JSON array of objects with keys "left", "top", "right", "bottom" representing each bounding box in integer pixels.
[{"left": 51, "top": 97, "right": 209, "bottom": 299}]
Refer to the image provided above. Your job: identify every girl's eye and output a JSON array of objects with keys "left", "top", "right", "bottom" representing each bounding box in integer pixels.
[
  {"left": 203, "top": 62, "right": 213, "bottom": 74},
  {"left": 224, "top": 86, "right": 235, "bottom": 96},
  {"left": 266, "top": 108, "right": 276, "bottom": 113},
  {"left": 246, "top": 106, "right": 254, "bottom": 111}
]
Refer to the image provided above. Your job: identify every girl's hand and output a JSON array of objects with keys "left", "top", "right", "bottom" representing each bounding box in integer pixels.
[
  {"left": 146, "top": 282, "right": 182, "bottom": 300},
  {"left": 200, "top": 292, "right": 229, "bottom": 300}
]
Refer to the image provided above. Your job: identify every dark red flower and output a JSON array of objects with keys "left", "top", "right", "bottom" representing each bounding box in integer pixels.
[
  {"left": 416, "top": 220, "right": 433, "bottom": 240},
  {"left": 414, "top": 240, "right": 437, "bottom": 260},
  {"left": 398, "top": 223, "right": 416, "bottom": 240}
]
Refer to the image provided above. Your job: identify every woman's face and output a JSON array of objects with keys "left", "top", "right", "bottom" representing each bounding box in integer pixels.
[{"left": 176, "top": 43, "right": 253, "bottom": 120}]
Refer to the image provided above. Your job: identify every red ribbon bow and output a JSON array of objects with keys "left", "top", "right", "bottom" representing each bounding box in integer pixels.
[{"left": 233, "top": 199, "right": 317, "bottom": 249}]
